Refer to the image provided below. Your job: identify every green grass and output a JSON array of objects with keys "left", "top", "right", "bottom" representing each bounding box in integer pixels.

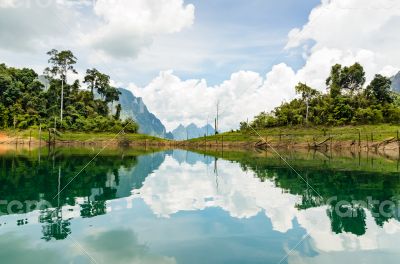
[
  {"left": 188, "top": 124, "right": 400, "bottom": 143},
  {"left": 58, "top": 132, "right": 167, "bottom": 142},
  {"left": 3, "top": 145, "right": 167, "bottom": 158},
  {"left": 3, "top": 129, "right": 168, "bottom": 143},
  {"left": 3, "top": 124, "right": 400, "bottom": 145}
]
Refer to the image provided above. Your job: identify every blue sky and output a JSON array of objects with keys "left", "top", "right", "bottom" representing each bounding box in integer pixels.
[
  {"left": 133, "top": 0, "right": 321, "bottom": 85},
  {"left": 184, "top": 0, "right": 319, "bottom": 77}
]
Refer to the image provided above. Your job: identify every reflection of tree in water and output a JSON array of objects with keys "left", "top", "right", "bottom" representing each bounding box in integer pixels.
[
  {"left": 80, "top": 200, "right": 107, "bottom": 218},
  {"left": 370, "top": 195, "right": 400, "bottom": 227},
  {"left": 0, "top": 152, "right": 137, "bottom": 208},
  {"left": 80, "top": 168, "right": 120, "bottom": 218},
  {"left": 40, "top": 208, "right": 71, "bottom": 241},
  {"left": 0, "top": 148, "right": 142, "bottom": 241},
  {"left": 232, "top": 155, "right": 400, "bottom": 236},
  {"left": 326, "top": 202, "right": 367, "bottom": 236},
  {"left": 296, "top": 190, "right": 324, "bottom": 210},
  {"left": 79, "top": 184, "right": 117, "bottom": 219}
]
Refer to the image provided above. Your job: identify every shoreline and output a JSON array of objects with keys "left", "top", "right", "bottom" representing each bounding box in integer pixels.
[
  {"left": 1, "top": 126, "right": 399, "bottom": 157},
  {"left": 1, "top": 134, "right": 399, "bottom": 160}
]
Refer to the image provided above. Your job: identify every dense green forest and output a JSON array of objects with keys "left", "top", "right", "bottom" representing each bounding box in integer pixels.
[
  {"left": 241, "top": 63, "right": 400, "bottom": 130},
  {"left": 0, "top": 50, "right": 138, "bottom": 132}
]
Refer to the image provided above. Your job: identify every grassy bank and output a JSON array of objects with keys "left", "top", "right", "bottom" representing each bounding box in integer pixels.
[
  {"left": 2, "top": 124, "right": 399, "bottom": 149},
  {"left": 186, "top": 124, "right": 400, "bottom": 147},
  {"left": 0, "top": 129, "right": 168, "bottom": 145}
]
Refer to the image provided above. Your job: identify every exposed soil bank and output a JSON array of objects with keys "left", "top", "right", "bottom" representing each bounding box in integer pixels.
[
  {"left": 0, "top": 132, "right": 171, "bottom": 147},
  {"left": 177, "top": 138, "right": 400, "bottom": 150},
  {"left": 176, "top": 138, "right": 400, "bottom": 159}
]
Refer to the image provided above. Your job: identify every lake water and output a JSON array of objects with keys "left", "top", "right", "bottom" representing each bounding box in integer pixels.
[{"left": 0, "top": 146, "right": 400, "bottom": 263}]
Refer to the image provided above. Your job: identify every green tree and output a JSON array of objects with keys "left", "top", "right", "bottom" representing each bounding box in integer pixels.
[
  {"left": 44, "top": 49, "right": 77, "bottom": 125},
  {"left": 96, "top": 73, "right": 111, "bottom": 100},
  {"left": 83, "top": 68, "right": 111, "bottom": 99},
  {"left": 340, "top": 63, "right": 366, "bottom": 94},
  {"left": 242, "top": 62, "right": 399, "bottom": 129},
  {"left": 104, "top": 86, "right": 120, "bottom": 104},
  {"left": 326, "top": 64, "right": 343, "bottom": 98},
  {"left": 326, "top": 63, "right": 365, "bottom": 97},
  {"left": 366, "top": 74, "right": 393, "bottom": 104},
  {"left": 83, "top": 68, "right": 100, "bottom": 97},
  {"left": 0, "top": 59, "right": 139, "bottom": 132},
  {"left": 295, "top": 82, "right": 319, "bottom": 123},
  {"left": 114, "top": 104, "right": 122, "bottom": 120},
  {"left": 122, "top": 118, "right": 139, "bottom": 133}
]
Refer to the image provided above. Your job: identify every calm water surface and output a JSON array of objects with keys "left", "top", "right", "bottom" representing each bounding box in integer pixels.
[{"left": 0, "top": 147, "right": 400, "bottom": 263}]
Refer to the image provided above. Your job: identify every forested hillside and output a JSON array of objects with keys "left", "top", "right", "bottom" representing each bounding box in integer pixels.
[
  {"left": 0, "top": 50, "right": 138, "bottom": 133},
  {"left": 242, "top": 63, "right": 400, "bottom": 129}
]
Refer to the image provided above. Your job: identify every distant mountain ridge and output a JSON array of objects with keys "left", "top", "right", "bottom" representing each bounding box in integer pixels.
[
  {"left": 118, "top": 88, "right": 167, "bottom": 137},
  {"left": 391, "top": 72, "right": 400, "bottom": 92},
  {"left": 171, "top": 123, "right": 215, "bottom": 140}
]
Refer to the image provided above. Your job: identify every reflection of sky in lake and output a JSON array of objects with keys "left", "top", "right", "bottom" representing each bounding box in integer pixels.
[{"left": 1, "top": 149, "right": 400, "bottom": 263}]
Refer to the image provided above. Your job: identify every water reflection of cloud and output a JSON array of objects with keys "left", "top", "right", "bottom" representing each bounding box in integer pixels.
[
  {"left": 133, "top": 153, "right": 400, "bottom": 255},
  {"left": 296, "top": 206, "right": 400, "bottom": 253},
  {"left": 0, "top": 232, "right": 68, "bottom": 263},
  {"left": 82, "top": 229, "right": 176, "bottom": 264},
  {"left": 134, "top": 156, "right": 301, "bottom": 233}
]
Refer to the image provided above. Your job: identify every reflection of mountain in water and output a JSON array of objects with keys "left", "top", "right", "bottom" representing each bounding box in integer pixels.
[
  {"left": 171, "top": 149, "right": 213, "bottom": 165},
  {"left": 115, "top": 150, "right": 212, "bottom": 198},
  {"left": 116, "top": 151, "right": 168, "bottom": 197}
]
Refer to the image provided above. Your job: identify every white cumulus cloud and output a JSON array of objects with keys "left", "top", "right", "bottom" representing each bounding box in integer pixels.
[
  {"left": 86, "top": 0, "right": 195, "bottom": 59},
  {"left": 286, "top": 0, "right": 400, "bottom": 78},
  {"left": 0, "top": 0, "right": 79, "bottom": 52},
  {"left": 0, "top": 0, "right": 194, "bottom": 60},
  {"left": 129, "top": 67, "right": 297, "bottom": 131}
]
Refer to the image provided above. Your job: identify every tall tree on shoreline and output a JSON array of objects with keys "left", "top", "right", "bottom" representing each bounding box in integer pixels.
[
  {"left": 84, "top": 68, "right": 100, "bottom": 98},
  {"left": 105, "top": 86, "right": 121, "bottom": 114},
  {"left": 326, "top": 64, "right": 343, "bottom": 99},
  {"left": 44, "top": 49, "right": 77, "bottom": 126},
  {"left": 295, "top": 83, "right": 319, "bottom": 123}
]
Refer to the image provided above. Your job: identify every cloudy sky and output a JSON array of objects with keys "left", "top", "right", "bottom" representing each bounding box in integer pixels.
[{"left": 1, "top": 0, "right": 399, "bottom": 130}]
